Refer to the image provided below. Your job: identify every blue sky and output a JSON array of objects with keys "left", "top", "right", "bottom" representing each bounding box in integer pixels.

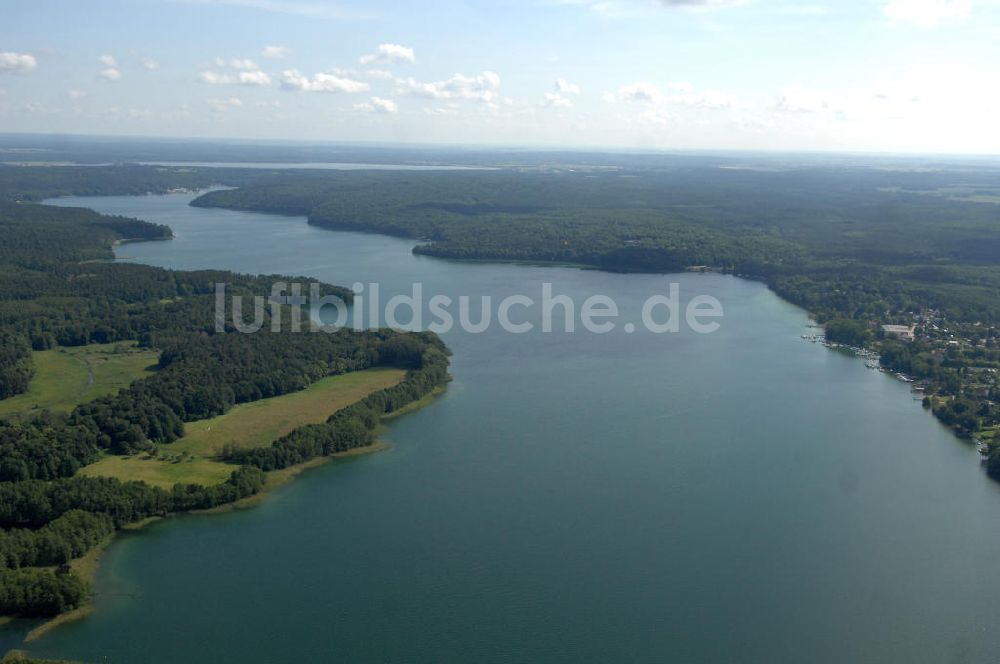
[{"left": 2, "top": 0, "right": 999, "bottom": 153}]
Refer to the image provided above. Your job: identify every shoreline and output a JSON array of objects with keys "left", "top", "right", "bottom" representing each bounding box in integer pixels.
[{"left": 18, "top": 385, "right": 446, "bottom": 647}]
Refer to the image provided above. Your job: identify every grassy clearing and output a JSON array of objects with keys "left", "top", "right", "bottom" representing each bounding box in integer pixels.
[
  {"left": 78, "top": 453, "right": 235, "bottom": 489},
  {"left": 79, "top": 367, "right": 406, "bottom": 488},
  {"left": 0, "top": 342, "right": 158, "bottom": 418}
]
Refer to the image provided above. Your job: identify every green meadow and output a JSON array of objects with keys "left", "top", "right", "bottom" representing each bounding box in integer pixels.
[
  {"left": 79, "top": 367, "right": 406, "bottom": 488},
  {"left": 0, "top": 343, "right": 159, "bottom": 418}
]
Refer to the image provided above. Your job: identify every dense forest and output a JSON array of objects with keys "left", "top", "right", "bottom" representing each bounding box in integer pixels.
[
  {"left": 191, "top": 165, "right": 1000, "bottom": 320},
  {"left": 0, "top": 170, "right": 450, "bottom": 620}
]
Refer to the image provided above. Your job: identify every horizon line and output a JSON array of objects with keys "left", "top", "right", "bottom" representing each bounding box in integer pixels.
[{"left": 3, "top": 131, "right": 1000, "bottom": 162}]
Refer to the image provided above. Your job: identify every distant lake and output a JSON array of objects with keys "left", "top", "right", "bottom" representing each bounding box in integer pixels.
[
  {"left": 138, "top": 161, "right": 493, "bottom": 170},
  {"left": 12, "top": 192, "right": 1000, "bottom": 664}
]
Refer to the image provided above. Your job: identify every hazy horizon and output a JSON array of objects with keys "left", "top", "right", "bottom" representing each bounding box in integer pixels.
[
  {"left": 4, "top": 0, "right": 1000, "bottom": 154},
  {"left": 6, "top": 131, "right": 1000, "bottom": 163}
]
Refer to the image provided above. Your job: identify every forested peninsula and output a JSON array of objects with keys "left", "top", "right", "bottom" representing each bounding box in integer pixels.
[{"left": 0, "top": 167, "right": 450, "bottom": 622}]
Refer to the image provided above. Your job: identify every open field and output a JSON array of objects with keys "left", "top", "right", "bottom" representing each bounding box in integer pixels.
[
  {"left": 78, "top": 452, "right": 237, "bottom": 488},
  {"left": 79, "top": 367, "right": 406, "bottom": 488},
  {"left": 0, "top": 342, "right": 159, "bottom": 418}
]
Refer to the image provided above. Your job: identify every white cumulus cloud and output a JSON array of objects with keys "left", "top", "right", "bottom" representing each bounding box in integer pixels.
[
  {"left": 354, "top": 96, "right": 398, "bottom": 113},
  {"left": 398, "top": 71, "right": 501, "bottom": 102},
  {"left": 141, "top": 57, "right": 160, "bottom": 70},
  {"left": 199, "top": 69, "right": 272, "bottom": 86},
  {"left": 98, "top": 54, "right": 117, "bottom": 67},
  {"left": 0, "top": 52, "right": 37, "bottom": 73},
  {"left": 280, "top": 69, "right": 369, "bottom": 93},
  {"left": 99, "top": 68, "right": 122, "bottom": 81},
  {"left": 230, "top": 58, "right": 258, "bottom": 70},
  {"left": 238, "top": 70, "right": 271, "bottom": 86},
  {"left": 359, "top": 43, "right": 415, "bottom": 65}
]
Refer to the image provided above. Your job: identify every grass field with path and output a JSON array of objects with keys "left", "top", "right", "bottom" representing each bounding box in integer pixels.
[{"left": 0, "top": 343, "right": 159, "bottom": 418}]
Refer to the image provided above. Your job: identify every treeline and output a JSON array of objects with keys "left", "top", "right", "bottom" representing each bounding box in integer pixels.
[
  {"left": 822, "top": 318, "right": 872, "bottom": 347},
  {"left": 68, "top": 328, "right": 405, "bottom": 454},
  {"left": 0, "top": 510, "right": 114, "bottom": 569},
  {"left": 227, "top": 339, "right": 449, "bottom": 470},
  {"left": 0, "top": 164, "right": 279, "bottom": 203},
  {"left": 193, "top": 177, "right": 803, "bottom": 274},
  {"left": 0, "top": 568, "right": 88, "bottom": 618},
  {"left": 0, "top": 332, "right": 33, "bottom": 400},
  {"left": 0, "top": 416, "right": 99, "bottom": 482},
  {"left": 0, "top": 467, "right": 265, "bottom": 531},
  {"left": 0, "top": 263, "right": 351, "bottom": 354},
  {"left": 0, "top": 202, "right": 171, "bottom": 269}
]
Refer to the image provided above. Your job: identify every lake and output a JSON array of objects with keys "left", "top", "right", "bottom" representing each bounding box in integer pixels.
[{"left": 11, "top": 192, "right": 1000, "bottom": 663}]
